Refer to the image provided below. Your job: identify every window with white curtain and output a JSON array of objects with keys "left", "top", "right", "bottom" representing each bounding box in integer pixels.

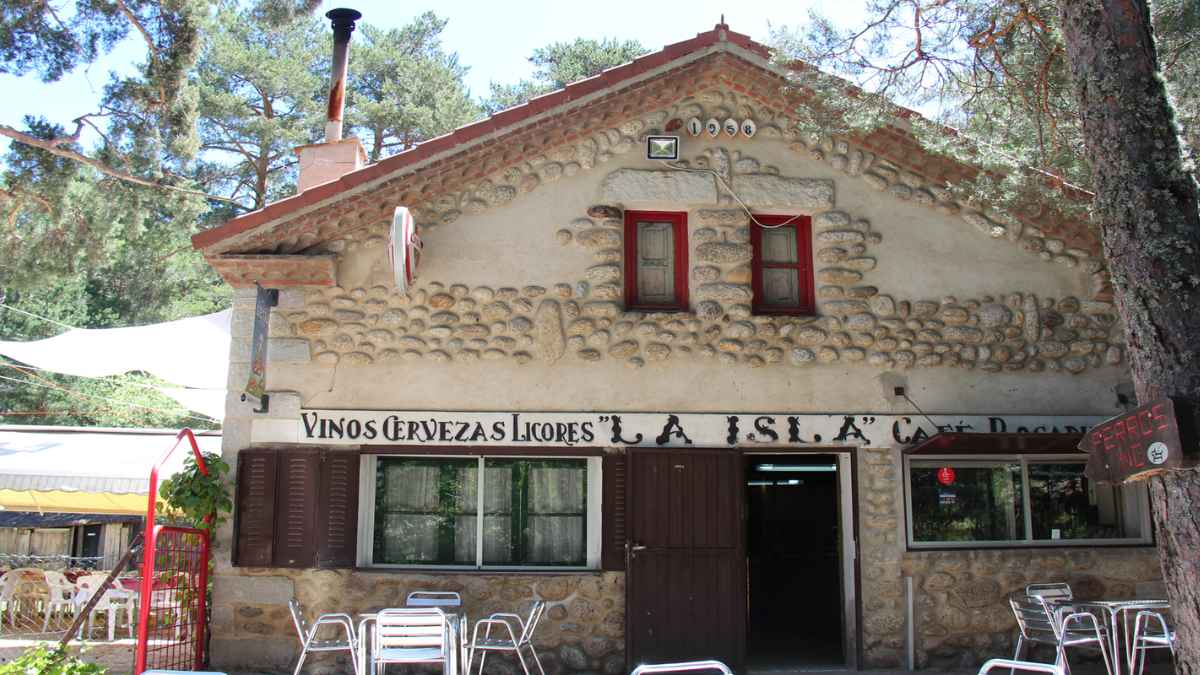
[{"left": 363, "top": 456, "right": 599, "bottom": 569}]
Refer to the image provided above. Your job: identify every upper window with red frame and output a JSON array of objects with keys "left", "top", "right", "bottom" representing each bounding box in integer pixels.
[
  {"left": 750, "top": 215, "right": 815, "bottom": 315},
  {"left": 624, "top": 211, "right": 689, "bottom": 311}
]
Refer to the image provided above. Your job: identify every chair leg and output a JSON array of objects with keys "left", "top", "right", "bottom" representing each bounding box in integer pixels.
[
  {"left": 514, "top": 645, "right": 532, "bottom": 675},
  {"left": 292, "top": 648, "right": 308, "bottom": 675},
  {"left": 1011, "top": 636, "right": 1025, "bottom": 675},
  {"left": 525, "top": 644, "right": 546, "bottom": 675}
]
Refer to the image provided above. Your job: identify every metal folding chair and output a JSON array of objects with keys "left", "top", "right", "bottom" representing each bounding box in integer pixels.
[
  {"left": 1009, "top": 592, "right": 1112, "bottom": 675},
  {"left": 467, "top": 600, "right": 546, "bottom": 675},
  {"left": 372, "top": 607, "right": 452, "bottom": 675},
  {"left": 406, "top": 590, "right": 462, "bottom": 607},
  {"left": 630, "top": 661, "right": 735, "bottom": 675},
  {"left": 1130, "top": 610, "right": 1175, "bottom": 675},
  {"left": 979, "top": 658, "right": 1065, "bottom": 675},
  {"left": 289, "top": 599, "right": 360, "bottom": 675}
]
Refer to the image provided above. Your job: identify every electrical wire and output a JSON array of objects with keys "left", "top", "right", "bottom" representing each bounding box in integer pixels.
[
  {"left": 664, "top": 162, "right": 806, "bottom": 230},
  {"left": 0, "top": 369, "right": 218, "bottom": 422},
  {"left": 0, "top": 303, "right": 79, "bottom": 331}
]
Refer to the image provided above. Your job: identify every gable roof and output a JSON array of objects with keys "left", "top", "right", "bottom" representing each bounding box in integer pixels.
[
  {"left": 192, "top": 23, "right": 769, "bottom": 252},
  {"left": 190, "top": 22, "right": 1104, "bottom": 294}
]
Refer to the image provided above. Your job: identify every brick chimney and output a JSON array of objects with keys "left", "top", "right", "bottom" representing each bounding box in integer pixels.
[{"left": 295, "top": 8, "right": 367, "bottom": 193}]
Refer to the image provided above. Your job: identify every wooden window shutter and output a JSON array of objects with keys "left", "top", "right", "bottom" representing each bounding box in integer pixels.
[
  {"left": 601, "top": 452, "right": 627, "bottom": 571},
  {"left": 234, "top": 448, "right": 277, "bottom": 567},
  {"left": 317, "top": 450, "right": 360, "bottom": 568},
  {"left": 636, "top": 221, "right": 675, "bottom": 305},
  {"left": 272, "top": 449, "right": 320, "bottom": 568}
]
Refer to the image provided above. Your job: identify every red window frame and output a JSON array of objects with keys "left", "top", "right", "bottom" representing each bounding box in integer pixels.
[
  {"left": 750, "top": 214, "right": 815, "bottom": 315},
  {"left": 624, "top": 210, "right": 690, "bottom": 311}
]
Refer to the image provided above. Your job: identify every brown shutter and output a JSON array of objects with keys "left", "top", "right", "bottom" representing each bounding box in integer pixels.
[
  {"left": 234, "top": 448, "right": 277, "bottom": 567},
  {"left": 273, "top": 449, "right": 320, "bottom": 568},
  {"left": 601, "top": 452, "right": 627, "bottom": 571},
  {"left": 317, "top": 450, "right": 360, "bottom": 568}
]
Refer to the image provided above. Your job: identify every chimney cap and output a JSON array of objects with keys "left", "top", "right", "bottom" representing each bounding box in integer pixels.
[{"left": 325, "top": 7, "right": 362, "bottom": 28}]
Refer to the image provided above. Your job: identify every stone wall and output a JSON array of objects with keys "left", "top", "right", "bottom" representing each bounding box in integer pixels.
[
  {"left": 904, "top": 548, "right": 1162, "bottom": 669},
  {"left": 210, "top": 568, "right": 625, "bottom": 675},
  {"left": 854, "top": 443, "right": 1163, "bottom": 670}
]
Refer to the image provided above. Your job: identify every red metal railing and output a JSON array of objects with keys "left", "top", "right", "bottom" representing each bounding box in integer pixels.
[{"left": 133, "top": 428, "right": 213, "bottom": 674}]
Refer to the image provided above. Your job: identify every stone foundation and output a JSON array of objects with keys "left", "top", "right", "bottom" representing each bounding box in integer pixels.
[{"left": 210, "top": 569, "right": 625, "bottom": 675}]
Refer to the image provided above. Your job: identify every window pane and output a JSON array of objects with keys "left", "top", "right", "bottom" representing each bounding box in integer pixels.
[
  {"left": 483, "top": 459, "right": 587, "bottom": 566},
  {"left": 1029, "top": 463, "right": 1137, "bottom": 540},
  {"left": 761, "top": 227, "right": 798, "bottom": 263},
  {"left": 910, "top": 462, "right": 1023, "bottom": 542},
  {"left": 637, "top": 221, "right": 675, "bottom": 304},
  {"left": 762, "top": 268, "right": 801, "bottom": 307},
  {"left": 373, "top": 458, "right": 477, "bottom": 565}
]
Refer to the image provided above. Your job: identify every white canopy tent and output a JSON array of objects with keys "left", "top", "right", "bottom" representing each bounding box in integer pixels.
[{"left": 0, "top": 309, "right": 231, "bottom": 421}]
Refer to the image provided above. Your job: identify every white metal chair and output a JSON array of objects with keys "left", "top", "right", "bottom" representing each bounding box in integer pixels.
[
  {"left": 288, "top": 599, "right": 360, "bottom": 675},
  {"left": 1129, "top": 610, "right": 1175, "bottom": 675},
  {"left": 979, "top": 658, "right": 1065, "bottom": 675},
  {"left": 41, "top": 570, "right": 77, "bottom": 632},
  {"left": 1009, "top": 592, "right": 1112, "bottom": 675},
  {"left": 467, "top": 600, "right": 546, "bottom": 675},
  {"left": 406, "top": 590, "right": 462, "bottom": 607},
  {"left": 371, "top": 607, "right": 452, "bottom": 675},
  {"left": 630, "top": 661, "right": 734, "bottom": 675},
  {"left": 1026, "top": 583, "right": 1074, "bottom": 602},
  {"left": 74, "top": 573, "right": 136, "bottom": 641}
]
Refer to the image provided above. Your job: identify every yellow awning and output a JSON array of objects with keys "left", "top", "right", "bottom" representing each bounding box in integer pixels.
[{"left": 0, "top": 489, "right": 152, "bottom": 516}]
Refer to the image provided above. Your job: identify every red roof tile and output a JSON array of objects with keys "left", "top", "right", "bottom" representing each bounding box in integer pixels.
[{"left": 192, "top": 23, "right": 760, "bottom": 252}]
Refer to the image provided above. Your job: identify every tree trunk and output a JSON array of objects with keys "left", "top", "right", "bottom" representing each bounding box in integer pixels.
[{"left": 1056, "top": 0, "right": 1200, "bottom": 673}]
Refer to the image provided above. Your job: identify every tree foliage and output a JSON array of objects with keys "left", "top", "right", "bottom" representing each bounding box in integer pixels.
[
  {"left": 772, "top": 0, "right": 1198, "bottom": 218},
  {"left": 349, "top": 14, "right": 480, "bottom": 162},
  {"left": 484, "top": 37, "right": 648, "bottom": 113}
]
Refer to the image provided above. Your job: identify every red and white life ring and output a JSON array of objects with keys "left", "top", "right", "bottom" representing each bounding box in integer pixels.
[{"left": 388, "top": 206, "right": 423, "bottom": 294}]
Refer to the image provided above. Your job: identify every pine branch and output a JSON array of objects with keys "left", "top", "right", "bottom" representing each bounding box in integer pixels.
[{"left": 0, "top": 123, "right": 247, "bottom": 209}]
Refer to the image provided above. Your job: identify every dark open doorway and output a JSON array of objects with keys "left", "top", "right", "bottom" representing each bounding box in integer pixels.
[{"left": 746, "top": 454, "right": 845, "bottom": 670}]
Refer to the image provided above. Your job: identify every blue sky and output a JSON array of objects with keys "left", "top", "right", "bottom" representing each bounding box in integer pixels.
[{"left": 0, "top": 0, "right": 868, "bottom": 153}]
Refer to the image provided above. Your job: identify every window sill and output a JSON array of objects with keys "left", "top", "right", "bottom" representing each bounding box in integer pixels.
[
  {"left": 905, "top": 541, "right": 1155, "bottom": 552},
  {"left": 352, "top": 566, "right": 605, "bottom": 576},
  {"left": 752, "top": 308, "right": 816, "bottom": 317}
]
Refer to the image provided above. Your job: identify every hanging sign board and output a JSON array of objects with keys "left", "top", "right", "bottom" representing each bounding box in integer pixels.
[
  {"left": 388, "top": 206, "right": 423, "bottom": 295},
  {"left": 243, "top": 283, "right": 278, "bottom": 405},
  {"left": 1081, "top": 397, "right": 1195, "bottom": 483}
]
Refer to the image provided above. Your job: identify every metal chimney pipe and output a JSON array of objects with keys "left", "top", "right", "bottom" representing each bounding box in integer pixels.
[{"left": 324, "top": 8, "right": 362, "bottom": 143}]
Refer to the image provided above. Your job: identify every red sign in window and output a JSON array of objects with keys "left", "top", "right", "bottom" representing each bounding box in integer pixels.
[{"left": 937, "top": 467, "right": 956, "bottom": 486}]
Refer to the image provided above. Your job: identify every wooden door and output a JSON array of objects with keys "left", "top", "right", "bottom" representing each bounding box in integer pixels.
[{"left": 626, "top": 450, "right": 745, "bottom": 669}]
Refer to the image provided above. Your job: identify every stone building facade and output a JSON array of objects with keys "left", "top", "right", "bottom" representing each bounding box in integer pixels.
[{"left": 194, "top": 23, "right": 1162, "bottom": 674}]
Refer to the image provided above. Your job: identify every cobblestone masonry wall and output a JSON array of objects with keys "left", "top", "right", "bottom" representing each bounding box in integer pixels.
[
  {"left": 210, "top": 568, "right": 624, "bottom": 675},
  {"left": 856, "top": 446, "right": 1163, "bottom": 670}
]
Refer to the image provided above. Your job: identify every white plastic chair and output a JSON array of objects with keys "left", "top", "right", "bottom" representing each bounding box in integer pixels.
[
  {"left": 74, "top": 573, "right": 135, "bottom": 641},
  {"left": 289, "top": 599, "right": 360, "bottom": 675},
  {"left": 41, "top": 570, "right": 77, "bottom": 632},
  {"left": 467, "top": 600, "right": 546, "bottom": 675},
  {"left": 406, "top": 590, "right": 462, "bottom": 608},
  {"left": 372, "top": 607, "right": 452, "bottom": 675},
  {"left": 1129, "top": 610, "right": 1175, "bottom": 675}
]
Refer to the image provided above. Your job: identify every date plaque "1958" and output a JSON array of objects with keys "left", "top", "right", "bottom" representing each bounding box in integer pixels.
[{"left": 1082, "top": 397, "right": 1195, "bottom": 483}]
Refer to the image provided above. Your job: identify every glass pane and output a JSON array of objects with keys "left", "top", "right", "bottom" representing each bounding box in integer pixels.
[
  {"left": 483, "top": 459, "right": 587, "bottom": 566},
  {"left": 762, "top": 268, "right": 801, "bottom": 307},
  {"left": 373, "top": 458, "right": 477, "bottom": 565},
  {"left": 637, "top": 221, "right": 675, "bottom": 304},
  {"left": 910, "top": 462, "right": 1023, "bottom": 542},
  {"left": 1029, "top": 463, "right": 1136, "bottom": 540},
  {"left": 761, "top": 227, "right": 798, "bottom": 263}
]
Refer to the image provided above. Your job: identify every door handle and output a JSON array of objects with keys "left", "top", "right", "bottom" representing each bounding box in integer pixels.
[{"left": 628, "top": 542, "right": 647, "bottom": 552}]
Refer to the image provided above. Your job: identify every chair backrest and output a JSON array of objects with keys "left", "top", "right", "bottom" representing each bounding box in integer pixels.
[
  {"left": 43, "top": 570, "right": 75, "bottom": 600},
  {"left": 518, "top": 600, "right": 546, "bottom": 645},
  {"left": 406, "top": 590, "right": 462, "bottom": 607},
  {"left": 288, "top": 599, "right": 310, "bottom": 643},
  {"left": 1026, "top": 583, "right": 1073, "bottom": 601},
  {"left": 374, "top": 608, "right": 448, "bottom": 658},
  {"left": 1009, "top": 593, "right": 1059, "bottom": 641},
  {"left": 75, "top": 573, "right": 116, "bottom": 607}
]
